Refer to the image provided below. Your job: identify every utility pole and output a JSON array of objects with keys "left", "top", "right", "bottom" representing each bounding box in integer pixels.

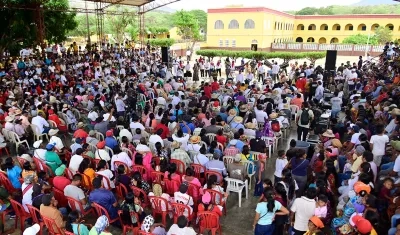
[{"left": 85, "top": 0, "right": 91, "bottom": 46}]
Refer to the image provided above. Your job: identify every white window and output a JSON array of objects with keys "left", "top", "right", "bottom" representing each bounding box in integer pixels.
[
  {"left": 244, "top": 19, "right": 255, "bottom": 29},
  {"left": 228, "top": 20, "right": 239, "bottom": 29},
  {"left": 232, "top": 39, "right": 236, "bottom": 47},
  {"left": 219, "top": 39, "right": 223, "bottom": 47},
  {"left": 214, "top": 20, "right": 224, "bottom": 29},
  {"left": 225, "top": 39, "right": 229, "bottom": 47}
]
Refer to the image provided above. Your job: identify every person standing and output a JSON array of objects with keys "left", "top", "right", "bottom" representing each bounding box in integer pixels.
[
  {"left": 272, "top": 62, "right": 279, "bottom": 82},
  {"left": 252, "top": 188, "right": 289, "bottom": 235},
  {"left": 296, "top": 102, "right": 314, "bottom": 141},
  {"left": 258, "top": 62, "right": 265, "bottom": 83},
  {"left": 290, "top": 188, "right": 317, "bottom": 235},
  {"left": 193, "top": 61, "right": 199, "bottom": 83}
]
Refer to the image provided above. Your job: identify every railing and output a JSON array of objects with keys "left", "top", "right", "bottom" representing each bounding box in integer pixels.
[{"left": 271, "top": 43, "right": 384, "bottom": 55}]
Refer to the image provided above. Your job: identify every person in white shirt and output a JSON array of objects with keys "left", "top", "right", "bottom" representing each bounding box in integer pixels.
[
  {"left": 96, "top": 160, "right": 115, "bottom": 189},
  {"left": 274, "top": 150, "right": 288, "bottom": 183},
  {"left": 186, "top": 50, "right": 191, "bottom": 61},
  {"left": 314, "top": 81, "right": 324, "bottom": 101},
  {"left": 370, "top": 124, "right": 389, "bottom": 166},
  {"left": 130, "top": 116, "right": 145, "bottom": 130},
  {"left": 167, "top": 216, "right": 196, "bottom": 235},
  {"left": 290, "top": 188, "right": 317, "bottom": 234},
  {"left": 4, "top": 116, "right": 15, "bottom": 131},
  {"left": 69, "top": 148, "right": 84, "bottom": 174},
  {"left": 257, "top": 63, "right": 265, "bottom": 82},
  {"left": 171, "top": 92, "right": 181, "bottom": 106},
  {"left": 88, "top": 109, "right": 99, "bottom": 123},
  {"left": 204, "top": 61, "right": 210, "bottom": 77},
  {"left": 110, "top": 147, "right": 133, "bottom": 171},
  {"left": 48, "top": 129, "right": 64, "bottom": 150},
  {"left": 271, "top": 62, "right": 280, "bottom": 82},
  {"left": 173, "top": 184, "right": 194, "bottom": 216},
  {"left": 32, "top": 114, "right": 50, "bottom": 134},
  {"left": 149, "top": 130, "right": 164, "bottom": 147},
  {"left": 115, "top": 96, "right": 126, "bottom": 117},
  {"left": 348, "top": 69, "right": 357, "bottom": 91},
  {"left": 236, "top": 70, "right": 244, "bottom": 84},
  {"left": 254, "top": 105, "right": 269, "bottom": 123}
]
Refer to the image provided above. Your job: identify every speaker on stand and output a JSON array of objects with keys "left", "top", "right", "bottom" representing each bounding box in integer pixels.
[{"left": 325, "top": 50, "right": 337, "bottom": 71}]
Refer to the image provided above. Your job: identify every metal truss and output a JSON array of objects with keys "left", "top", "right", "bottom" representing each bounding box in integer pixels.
[{"left": 138, "top": 0, "right": 180, "bottom": 14}]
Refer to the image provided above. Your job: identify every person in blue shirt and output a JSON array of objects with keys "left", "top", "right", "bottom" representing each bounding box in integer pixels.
[
  {"left": 253, "top": 188, "right": 289, "bottom": 235},
  {"left": 227, "top": 132, "right": 245, "bottom": 152},
  {"left": 4, "top": 157, "right": 22, "bottom": 189},
  {"left": 218, "top": 108, "right": 228, "bottom": 123},
  {"left": 89, "top": 177, "right": 119, "bottom": 222},
  {"left": 179, "top": 116, "right": 195, "bottom": 134},
  {"left": 105, "top": 130, "right": 118, "bottom": 150}
]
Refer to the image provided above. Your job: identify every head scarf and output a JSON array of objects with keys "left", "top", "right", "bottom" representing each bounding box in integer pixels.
[
  {"left": 141, "top": 215, "right": 155, "bottom": 232},
  {"left": 94, "top": 215, "right": 109, "bottom": 234}
]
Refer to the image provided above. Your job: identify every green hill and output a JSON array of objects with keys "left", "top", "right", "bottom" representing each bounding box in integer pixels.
[{"left": 287, "top": 4, "right": 400, "bottom": 15}]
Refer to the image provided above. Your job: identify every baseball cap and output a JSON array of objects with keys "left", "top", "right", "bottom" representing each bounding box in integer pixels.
[
  {"left": 55, "top": 165, "right": 66, "bottom": 176},
  {"left": 352, "top": 215, "right": 372, "bottom": 234},
  {"left": 309, "top": 216, "right": 324, "bottom": 229},
  {"left": 45, "top": 143, "right": 55, "bottom": 151}
]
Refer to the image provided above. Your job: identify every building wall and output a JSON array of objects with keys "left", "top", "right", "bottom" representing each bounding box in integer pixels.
[{"left": 206, "top": 7, "right": 400, "bottom": 50}]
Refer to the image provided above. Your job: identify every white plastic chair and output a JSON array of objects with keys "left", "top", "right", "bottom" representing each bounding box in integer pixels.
[
  {"left": 200, "top": 141, "right": 208, "bottom": 149},
  {"left": 30, "top": 124, "right": 49, "bottom": 142},
  {"left": 87, "top": 143, "right": 98, "bottom": 154},
  {"left": 245, "top": 161, "right": 256, "bottom": 190},
  {"left": 71, "top": 108, "right": 81, "bottom": 120},
  {"left": 188, "top": 150, "right": 199, "bottom": 161},
  {"left": 260, "top": 137, "right": 273, "bottom": 157},
  {"left": 205, "top": 153, "right": 214, "bottom": 160},
  {"left": 9, "top": 131, "right": 29, "bottom": 150},
  {"left": 290, "top": 105, "right": 300, "bottom": 120},
  {"left": 249, "top": 151, "right": 263, "bottom": 161},
  {"left": 225, "top": 177, "right": 248, "bottom": 207},
  {"left": 121, "top": 147, "right": 133, "bottom": 158},
  {"left": 105, "top": 146, "right": 114, "bottom": 156},
  {"left": 205, "top": 133, "right": 216, "bottom": 142},
  {"left": 223, "top": 156, "right": 235, "bottom": 166},
  {"left": 116, "top": 125, "right": 125, "bottom": 131},
  {"left": 48, "top": 120, "right": 57, "bottom": 128},
  {"left": 95, "top": 132, "right": 104, "bottom": 141}
]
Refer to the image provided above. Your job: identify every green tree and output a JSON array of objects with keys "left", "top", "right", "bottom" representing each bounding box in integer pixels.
[
  {"left": 173, "top": 10, "right": 202, "bottom": 55},
  {"left": 296, "top": 7, "right": 319, "bottom": 15},
  {"left": 189, "top": 10, "right": 207, "bottom": 33},
  {"left": 342, "top": 34, "right": 379, "bottom": 45},
  {"left": 105, "top": 6, "right": 136, "bottom": 44},
  {"left": 0, "top": 0, "right": 77, "bottom": 56},
  {"left": 68, "top": 14, "right": 97, "bottom": 37},
  {"left": 374, "top": 26, "right": 393, "bottom": 44},
  {"left": 148, "top": 38, "right": 175, "bottom": 48}
]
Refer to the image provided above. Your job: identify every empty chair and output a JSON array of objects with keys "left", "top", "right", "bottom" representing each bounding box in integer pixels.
[{"left": 225, "top": 177, "right": 248, "bottom": 207}]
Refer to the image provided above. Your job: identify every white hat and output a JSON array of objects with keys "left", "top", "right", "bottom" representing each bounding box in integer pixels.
[
  {"left": 23, "top": 224, "right": 40, "bottom": 235},
  {"left": 299, "top": 73, "right": 305, "bottom": 77},
  {"left": 48, "top": 129, "right": 59, "bottom": 136},
  {"left": 229, "top": 139, "right": 237, "bottom": 146},
  {"left": 33, "top": 140, "right": 43, "bottom": 148}
]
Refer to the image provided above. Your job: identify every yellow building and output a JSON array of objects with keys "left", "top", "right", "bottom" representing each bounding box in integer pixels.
[{"left": 206, "top": 6, "right": 400, "bottom": 50}]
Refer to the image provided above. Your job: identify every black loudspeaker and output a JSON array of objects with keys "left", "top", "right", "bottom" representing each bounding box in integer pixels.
[
  {"left": 325, "top": 50, "right": 337, "bottom": 71},
  {"left": 161, "top": 47, "right": 168, "bottom": 63}
]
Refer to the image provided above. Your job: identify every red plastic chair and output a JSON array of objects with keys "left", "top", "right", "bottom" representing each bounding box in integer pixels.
[
  {"left": 171, "top": 202, "right": 194, "bottom": 224},
  {"left": 190, "top": 163, "right": 206, "bottom": 184},
  {"left": 148, "top": 196, "right": 168, "bottom": 226},
  {"left": 92, "top": 202, "right": 120, "bottom": 224},
  {"left": 0, "top": 199, "right": 13, "bottom": 234},
  {"left": 204, "top": 189, "right": 227, "bottom": 215},
  {"left": 42, "top": 163, "right": 55, "bottom": 177},
  {"left": 131, "top": 186, "right": 150, "bottom": 208},
  {"left": 78, "top": 173, "right": 93, "bottom": 192},
  {"left": 170, "top": 159, "right": 185, "bottom": 175},
  {"left": 0, "top": 173, "right": 17, "bottom": 194},
  {"left": 118, "top": 210, "right": 141, "bottom": 235},
  {"left": 41, "top": 214, "right": 64, "bottom": 235},
  {"left": 116, "top": 184, "right": 128, "bottom": 200},
  {"left": 132, "top": 165, "right": 146, "bottom": 176},
  {"left": 163, "top": 178, "right": 180, "bottom": 196},
  {"left": 64, "top": 168, "right": 74, "bottom": 180},
  {"left": 197, "top": 211, "right": 222, "bottom": 235},
  {"left": 10, "top": 199, "right": 32, "bottom": 231},
  {"left": 151, "top": 171, "right": 164, "bottom": 184},
  {"left": 66, "top": 196, "right": 96, "bottom": 218},
  {"left": 205, "top": 170, "right": 224, "bottom": 184},
  {"left": 114, "top": 161, "right": 131, "bottom": 174},
  {"left": 26, "top": 205, "right": 44, "bottom": 235},
  {"left": 17, "top": 157, "right": 28, "bottom": 168},
  {"left": 33, "top": 157, "right": 45, "bottom": 172},
  {"left": 95, "top": 173, "right": 112, "bottom": 189},
  {"left": 93, "top": 159, "right": 108, "bottom": 169},
  {"left": 64, "top": 231, "right": 75, "bottom": 235},
  {"left": 53, "top": 187, "right": 68, "bottom": 208},
  {"left": 187, "top": 183, "right": 201, "bottom": 208}
]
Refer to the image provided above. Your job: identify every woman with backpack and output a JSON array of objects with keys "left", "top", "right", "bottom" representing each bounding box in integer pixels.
[
  {"left": 285, "top": 149, "right": 309, "bottom": 197},
  {"left": 252, "top": 188, "right": 289, "bottom": 235}
]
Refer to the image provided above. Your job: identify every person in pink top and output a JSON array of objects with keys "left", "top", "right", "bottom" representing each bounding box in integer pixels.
[
  {"left": 137, "top": 144, "right": 153, "bottom": 181},
  {"left": 182, "top": 168, "right": 201, "bottom": 187},
  {"left": 164, "top": 163, "right": 182, "bottom": 184}
]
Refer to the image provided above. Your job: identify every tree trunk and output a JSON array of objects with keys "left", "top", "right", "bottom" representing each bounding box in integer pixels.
[{"left": 189, "top": 40, "right": 197, "bottom": 55}]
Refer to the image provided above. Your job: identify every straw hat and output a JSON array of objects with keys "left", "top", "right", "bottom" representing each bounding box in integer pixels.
[
  {"left": 269, "top": 112, "right": 278, "bottom": 119},
  {"left": 245, "top": 122, "right": 256, "bottom": 129},
  {"left": 228, "top": 109, "right": 237, "bottom": 116},
  {"left": 189, "top": 135, "right": 201, "bottom": 144},
  {"left": 171, "top": 141, "right": 181, "bottom": 149},
  {"left": 239, "top": 105, "right": 248, "bottom": 113},
  {"left": 15, "top": 109, "right": 22, "bottom": 115},
  {"left": 233, "top": 116, "right": 243, "bottom": 123},
  {"left": 5, "top": 116, "right": 14, "bottom": 122},
  {"left": 272, "top": 90, "right": 279, "bottom": 96},
  {"left": 48, "top": 129, "right": 59, "bottom": 136},
  {"left": 322, "top": 129, "right": 335, "bottom": 138}
]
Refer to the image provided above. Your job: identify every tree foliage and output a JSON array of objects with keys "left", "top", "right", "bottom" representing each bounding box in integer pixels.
[
  {"left": 374, "top": 26, "right": 393, "bottom": 44},
  {"left": 147, "top": 27, "right": 170, "bottom": 35},
  {"left": 148, "top": 38, "right": 175, "bottom": 48},
  {"left": 68, "top": 14, "right": 97, "bottom": 37},
  {"left": 189, "top": 10, "right": 207, "bottom": 33},
  {"left": 196, "top": 50, "right": 326, "bottom": 63},
  {"left": 105, "top": 6, "right": 136, "bottom": 44},
  {"left": 290, "top": 4, "right": 400, "bottom": 15},
  {"left": 173, "top": 10, "right": 202, "bottom": 52},
  {"left": 342, "top": 34, "right": 379, "bottom": 45},
  {"left": 0, "top": 0, "right": 77, "bottom": 55}
]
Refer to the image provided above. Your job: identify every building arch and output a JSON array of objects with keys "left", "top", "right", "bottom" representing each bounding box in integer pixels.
[
  {"left": 330, "top": 37, "right": 339, "bottom": 43},
  {"left": 214, "top": 20, "right": 224, "bottom": 29},
  {"left": 358, "top": 24, "right": 366, "bottom": 31},
  {"left": 228, "top": 20, "right": 239, "bottom": 29},
  {"left": 244, "top": 19, "right": 255, "bottom": 29},
  {"left": 345, "top": 24, "right": 353, "bottom": 31},
  {"left": 251, "top": 39, "right": 258, "bottom": 44},
  {"left": 295, "top": 37, "right": 303, "bottom": 42},
  {"left": 386, "top": 24, "right": 394, "bottom": 30},
  {"left": 297, "top": 24, "right": 305, "bottom": 30},
  {"left": 307, "top": 37, "right": 315, "bottom": 42},
  {"left": 371, "top": 24, "right": 379, "bottom": 31},
  {"left": 308, "top": 24, "right": 316, "bottom": 30},
  {"left": 319, "top": 37, "right": 327, "bottom": 43},
  {"left": 332, "top": 24, "right": 341, "bottom": 31},
  {"left": 320, "top": 24, "right": 328, "bottom": 30}
]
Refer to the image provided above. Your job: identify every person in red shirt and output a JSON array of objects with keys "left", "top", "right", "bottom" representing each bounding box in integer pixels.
[
  {"left": 373, "top": 87, "right": 389, "bottom": 106},
  {"left": 215, "top": 129, "right": 227, "bottom": 146},
  {"left": 313, "top": 152, "right": 325, "bottom": 173},
  {"left": 53, "top": 165, "right": 71, "bottom": 191},
  {"left": 73, "top": 122, "right": 88, "bottom": 140},
  {"left": 203, "top": 83, "right": 212, "bottom": 99},
  {"left": 48, "top": 109, "right": 68, "bottom": 132},
  {"left": 154, "top": 119, "right": 170, "bottom": 139},
  {"left": 198, "top": 192, "right": 222, "bottom": 225},
  {"left": 211, "top": 78, "right": 220, "bottom": 92},
  {"left": 295, "top": 73, "right": 307, "bottom": 92}
]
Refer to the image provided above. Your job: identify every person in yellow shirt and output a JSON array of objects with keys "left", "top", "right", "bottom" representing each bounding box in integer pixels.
[{"left": 350, "top": 145, "right": 365, "bottom": 173}]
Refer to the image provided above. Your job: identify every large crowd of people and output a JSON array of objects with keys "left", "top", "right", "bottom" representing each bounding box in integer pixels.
[{"left": 0, "top": 41, "right": 399, "bottom": 235}]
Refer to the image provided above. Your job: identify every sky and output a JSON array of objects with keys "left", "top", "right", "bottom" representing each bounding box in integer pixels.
[{"left": 166, "top": 0, "right": 361, "bottom": 11}]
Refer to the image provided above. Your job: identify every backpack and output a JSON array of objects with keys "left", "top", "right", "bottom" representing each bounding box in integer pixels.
[
  {"left": 271, "top": 120, "right": 280, "bottom": 132},
  {"left": 300, "top": 108, "right": 310, "bottom": 125}
]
